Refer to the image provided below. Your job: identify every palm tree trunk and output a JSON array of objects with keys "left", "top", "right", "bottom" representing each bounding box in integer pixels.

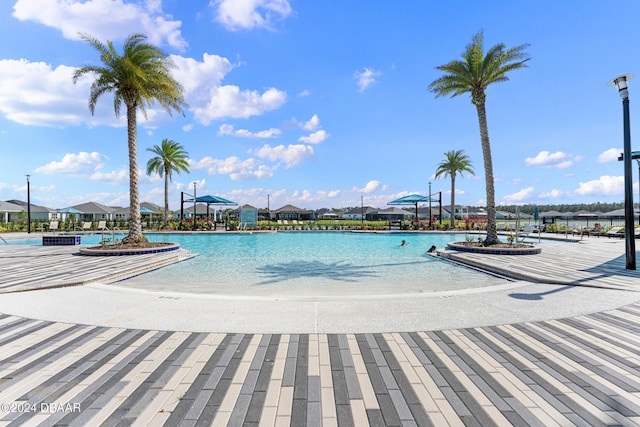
[
  {"left": 163, "top": 173, "right": 169, "bottom": 228},
  {"left": 475, "top": 102, "right": 499, "bottom": 245},
  {"left": 450, "top": 175, "right": 456, "bottom": 229},
  {"left": 126, "top": 104, "right": 143, "bottom": 240}
]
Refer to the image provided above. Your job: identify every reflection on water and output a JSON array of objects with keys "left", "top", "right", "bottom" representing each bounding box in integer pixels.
[{"left": 116, "top": 232, "right": 512, "bottom": 296}]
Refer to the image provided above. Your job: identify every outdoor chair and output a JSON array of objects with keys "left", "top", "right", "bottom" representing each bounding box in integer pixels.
[{"left": 605, "top": 226, "right": 623, "bottom": 238}]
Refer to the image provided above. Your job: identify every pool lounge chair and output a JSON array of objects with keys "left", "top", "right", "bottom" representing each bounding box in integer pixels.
[
  {"left": 516, "top": 224, "right": 538, "bottom": 243},
  {"left": 605, "top": 226, "right": 623, "bottom": 238}
]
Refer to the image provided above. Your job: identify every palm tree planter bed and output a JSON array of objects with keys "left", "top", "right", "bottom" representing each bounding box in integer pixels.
[
  {"left": 80, "top": 242, "right": 179, "bottom": 256},
  {"left": 446, "top": 242, "right": 541, "bottom": 255}
]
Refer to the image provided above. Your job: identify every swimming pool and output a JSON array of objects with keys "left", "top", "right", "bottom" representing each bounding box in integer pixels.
[{"left": 114, "top": 232, "right": 511, "bottom": 297}]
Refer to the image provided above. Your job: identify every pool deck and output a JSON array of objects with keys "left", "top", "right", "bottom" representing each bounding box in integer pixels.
[{"left": 1, "top": 233, "right": 640, "bottom": 425}]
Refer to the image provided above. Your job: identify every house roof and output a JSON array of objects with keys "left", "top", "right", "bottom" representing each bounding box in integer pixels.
[
  {"left": 71, "top": 201, "right": 115, "bottom": 214},
  {"left": 5, "top": 200, "right": 55, "bottom": 213},
  {"left": 273, "top": 204, "right": 311, "bottom": 213},
  {"left": 0, "top": 201, "right": 23, "bottom": 212}
]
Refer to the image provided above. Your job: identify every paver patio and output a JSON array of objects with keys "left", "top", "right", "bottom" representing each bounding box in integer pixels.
[{"left": 0, "top": 234, "right": 639, "bottom": 425}]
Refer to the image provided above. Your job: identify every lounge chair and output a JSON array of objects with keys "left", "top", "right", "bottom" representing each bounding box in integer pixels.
[
  {"left": 516, "top": 224, "right": 538, "bottom": 243},
  {"left": 97, "top": 221, "right": 107, "bottom": 231},
  {"left": 605, "top": 226, "right": 623, "bottom": 238},
  {"left": 49, "top": 221, "right": 59, "bottom": 233}
]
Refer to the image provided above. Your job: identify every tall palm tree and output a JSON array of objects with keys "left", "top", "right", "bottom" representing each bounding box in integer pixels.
[
  {"left": 146, "top": 139, "right": 190, "bottom": 228},
  {"left": 429, "top": 31, "right": 530, "bottom": 245},
  {"left": 73, "top": 33, "right": 186, "bottom": 243},
  {"left": 435, "top": 150, "right": 475, "bottom": 228}
]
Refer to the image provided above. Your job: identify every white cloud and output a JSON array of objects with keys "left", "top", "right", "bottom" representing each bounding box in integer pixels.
[
  {"left": 354, "top": 68, "right": 381, "bottom": 92},
  {"left": 211, "top": 0, "right": 292, "bottom": 31},
  {"left": 299, "top": 129, "right": 329, "bottom": 144},
  {"left": 219, "top": 124, "right": 281, "bottom": 139},
  {"left": 525, "top": 150, "right": 576, "bottom": 169},
  {"left": 35, "top": 152, "right": 107, "bottom": 174},
  {"left": 351, "top": 180, "right": 381, "bottom": 194},
  {"left": 192, "top": 85, "right": 287, "bottom": 124},
  {"left": 538, "top": 189, "right": 565, "bottom": 199},
  {"left": 182, "top": 124, "right": 193, "bottom": 132},
  {"left": 598, "top": 148, "right": 623, "bottom": 163},
  {"left": 302, "top": 114, "right": 320, "bottom": 131},
  {"left": 575, "top": 175, "right": 624, "bottom": 196},
  {"left": 0, "top": 53, "right": 287, "bottom": 128},
  {"left": 0, "top": 59, "right": 110, "bottom": 127},
  {"left": 252, "top": 144, "right": 314, "bottom": 168},
  {"left": 503, "top": 186, "right": 535, "bottom": 203},
  {"left": 188, "top": 156, "right": 276, "bottom": 180},
  {"left": 13, "top": 0, "right": 187, "bottom": 50},
  {"left": 90, "top": 168, "right": 129, "bottom": 185}
]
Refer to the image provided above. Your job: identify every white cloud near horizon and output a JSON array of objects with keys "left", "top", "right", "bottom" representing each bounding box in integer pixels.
[
  {"left": 503, "top": 186, "right": 535, "bottom": 203},
  {"left": 575, "top": 175, "right": 624, "bottom": 197},
  {"left": 525, "top": 150, "right": 577, "bottom": 169},
  {"left": 538, "top": 189, "right": 565, "bottom": 199},
  {"left": 13, "top": 0, "right": 187, "bottom": 50},
  {"left": 354, "top": 68, "right": 381, "bottom": 92},
  {"left": 35, "top": 151, "right": 107, "bottom": 174},
  {"left": 211, "top": 0, "right": 292, "bottom": 31},
  {"left": 598, "top": 148, "right": 623, "bottom": 163}
]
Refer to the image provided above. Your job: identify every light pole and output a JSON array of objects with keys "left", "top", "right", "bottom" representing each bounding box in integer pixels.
[
  {"left": 428, "top": 181, "right": 432, "bottom": 228},
  {"left": 361, "top": 195, "right": 364, "bottom": 229},
  {"left": 26, "top": 174, "right": 31, "bottom": 234},
  {"left": 609, "top": 73, "right": 636, "bottom": 270},
  {"left": 267, "top": 194, "right": 270, "bottom": 227},
  {"left": 192, "top": 181, "right": 197, "bottom": 231}
]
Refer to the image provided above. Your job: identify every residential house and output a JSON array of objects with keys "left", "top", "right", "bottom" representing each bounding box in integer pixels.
[
  {"left": 342, "top": 206, "right": 377, "bottom": 221},
  {"left": 273, "top": 204, "right": 313, "bottom": 221}
]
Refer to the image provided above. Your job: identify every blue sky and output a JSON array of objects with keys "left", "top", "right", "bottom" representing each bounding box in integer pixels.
[{"left": 1, "top": 1, "right": 640, "bottom": 211}]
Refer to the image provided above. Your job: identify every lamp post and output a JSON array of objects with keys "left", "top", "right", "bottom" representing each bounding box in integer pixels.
[
  {"left": 192, "top": 181, "right": 197, "bottom": 231},
  {"left": 609, "top": 73, "right": 636, "bottom": 270},
  {"left": 26, "top": 174, "right": 31, "bottom": 234},
  {"left": 428, "top": 181, "right": 432, "bottom": 228},
  {"left": 267, "top": 194, "right": 270, "bottom": 228},
  {"left": 361, "top": 195, "right": 364, "bottom": 229}
]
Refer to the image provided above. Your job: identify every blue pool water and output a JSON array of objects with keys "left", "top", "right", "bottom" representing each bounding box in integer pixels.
[
  {"left": 118, "top": 232, "right": 511, "bottom": 297},
  {"left": 6, "top": 232, "right": 512, "bottom": 296}
]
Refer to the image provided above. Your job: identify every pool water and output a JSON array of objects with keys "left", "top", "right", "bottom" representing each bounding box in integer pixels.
[{"left": 117, "top": 232, "right": 511, "bottom": 297}]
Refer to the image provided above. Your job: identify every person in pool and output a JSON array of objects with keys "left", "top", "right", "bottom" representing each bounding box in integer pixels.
[{"left": 401, "top": 240, "right": 409, "bottom": 246}]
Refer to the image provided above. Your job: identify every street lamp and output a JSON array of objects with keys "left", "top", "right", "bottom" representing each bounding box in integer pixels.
[
  {"left": 192, "top": 181, "right": 197, "bottom": 231},
  {"left": 361, "top": 195, "right": 364, "bottom": 229},
  {"left": 608, "top": 73, "right": 636, "bottom": 270},
  {"left": 26, "top": 174, "right": 31, "bottom": 234}
]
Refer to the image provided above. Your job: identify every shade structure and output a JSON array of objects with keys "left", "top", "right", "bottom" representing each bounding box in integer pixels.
[
  {"left": 388, "top": 194, "right": 430, "bottom": 220},
  {"left": 184, "top": 195, "right": 236, "bottom": 205},
  {"left": 183, "top": 194, "right": 237, "bottom": 220}
]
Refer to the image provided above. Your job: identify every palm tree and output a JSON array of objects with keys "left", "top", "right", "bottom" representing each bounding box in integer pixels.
[
  {"left": 435, "top": 150, "right": 475, "bottom": 228},
  {"left": 429, "top": 31, "right": 530, "bottom": 245},
  {"left": 73, "top": 34, "right": 186, "bottom": 243},
  {"left": 146, "top": 139, "right": 190, "bottom": 228}
]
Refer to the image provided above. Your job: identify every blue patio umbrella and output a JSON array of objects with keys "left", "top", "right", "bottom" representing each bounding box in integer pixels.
[{"left": 533, "top": 206, "right": 539, "bottom": 221}]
